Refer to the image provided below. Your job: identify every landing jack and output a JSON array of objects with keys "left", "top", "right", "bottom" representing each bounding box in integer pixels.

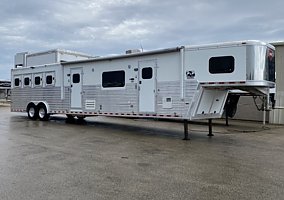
[
  {"left": 183, "top": 119, "right": 214, "bottom": 140},
  {"left": 207, "top": 119, "right": 214, "bottom": 137},
  {"left": 183, "top": 120, "right": 189, "bottom": 140}
]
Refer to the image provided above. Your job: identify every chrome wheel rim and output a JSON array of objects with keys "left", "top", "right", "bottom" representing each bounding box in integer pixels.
[
  {"left": 39, "top": 108, "right": 45, "bottom": 119},
  {"left": 29, "top": 107, "right": 35, "bottom": 117}
]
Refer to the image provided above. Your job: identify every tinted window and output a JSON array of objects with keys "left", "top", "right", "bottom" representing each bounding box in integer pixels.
[
  {"left": 24, "top": 77, "right": 30, "bottom": 86},
  {"left": 73, "top": 73, "right": 80, "bottom": 83},
  {"left": 46, "top": 75, "right": 53, "bottom": 85},
  {"left": 209, "top": 56, "right": 235, "bottom": 74},
  {"left": 142, "top": 67, "right": 153, "bottom": 79},
  {"left": 34, "top": 76, "right": 41, "bottom": 85},
  {"left": 14, "top": 78, "right": 20, "bottom": 87},
  {"left": 102, "top": 70, "right": 125, "bottom": 88},
  {"left": 267, "top": 48, "right": 275, "bottom": 82}
]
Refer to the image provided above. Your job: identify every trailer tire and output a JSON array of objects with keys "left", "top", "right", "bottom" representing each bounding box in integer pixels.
[
  {"left": 27, "top": 103, "right": 38, "bottom": 120},
  {"left": 38, "top": 104, "right": 50, "bottom": 121}
]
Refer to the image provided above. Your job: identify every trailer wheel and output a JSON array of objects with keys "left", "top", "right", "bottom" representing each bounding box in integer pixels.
[
  {"left": 27, "top": 103, "right": 38, "bottom": 120},
  {"left": 38, "top": 104, "right": 50, "bottom": 121}
]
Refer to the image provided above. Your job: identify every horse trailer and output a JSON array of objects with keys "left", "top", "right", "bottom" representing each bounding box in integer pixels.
[{"left": 11, "top": 41, "right": 275, "bottom": 139}]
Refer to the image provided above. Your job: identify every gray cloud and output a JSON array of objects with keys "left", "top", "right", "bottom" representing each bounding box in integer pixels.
[{"left": 1, "top": 0, "right": 284, "bottom": 80}]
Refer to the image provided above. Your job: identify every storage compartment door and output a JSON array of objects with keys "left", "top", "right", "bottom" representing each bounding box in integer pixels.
[{"left": 191, "top": 88, "right": 229, "bottom": 119}]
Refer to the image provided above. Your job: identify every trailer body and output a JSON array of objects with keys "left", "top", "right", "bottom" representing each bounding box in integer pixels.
[{"left": 11, "top": 41, "right": 275, "bottom": 123}]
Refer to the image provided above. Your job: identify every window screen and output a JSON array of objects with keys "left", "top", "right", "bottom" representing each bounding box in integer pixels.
[
  {"left": 142, "top": 67, "right": 153, "bottom": 79},
  {"left": 46, "top": 75, "right": 53, "bottom": 85},
  {"left": 73, "top": 73, "right": 80, "bottom": 83},
  {"left": 24, "top": 77, "right": 30, "bottom": 86},
  {"left": 102, "top": 70, "right": 125, "bottom": 88},
  {"left": 34, "top": 76, "right": 41, "bottom": 85},
  {"left": 14, "top": 78, "right": 20, "bottom": 87},
  {"left": 209, "top": 56, "right": 235, "bottom": 74}
]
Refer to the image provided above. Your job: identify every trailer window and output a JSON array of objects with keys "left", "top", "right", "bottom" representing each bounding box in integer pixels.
[
  {"left": 267, "top": 48, "right": 275, "bottom": 82},
  {"left": 46, "top": 75, "right": 53, "bottom": 85},
  {"left": 72, "top": 74, "right": 80, "bottom": 83},
  {"left": 24, "top": 77, "right": 30, "bottom": 86},
  {"left": 142, "top": 67, "right": 153, "bottom": 79},
  {"left": 209, "top": 56, "right": 235, "bottom": 74},
  {"left": 34, "top": 76, "right": 41, "bottom": 85},
  {"left": 102, "top": 70, "right": 125, "bottom": 88},
  {"left": 14, "top": 78, "right": 20, "bottom": 87}
]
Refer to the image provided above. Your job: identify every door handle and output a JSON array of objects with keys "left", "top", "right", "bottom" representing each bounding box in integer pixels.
[{"left": 139, "top": 81, "right": 142, "bottom": 84}]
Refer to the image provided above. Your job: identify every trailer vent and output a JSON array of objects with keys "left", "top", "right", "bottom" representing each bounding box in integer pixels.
[
  {"left": 162, "top": 97, "right": 173, "bottom": 109},
  {"left": 125, "top": 49, "right": 141, "bottom": 54},
  {"left": 85, "top": 100, "right": 96, "bottom": 110}
]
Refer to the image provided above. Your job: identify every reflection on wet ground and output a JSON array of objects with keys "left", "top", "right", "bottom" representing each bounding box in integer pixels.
[{"left": 0, "top": 106, "right": 284, "bottom": 200}]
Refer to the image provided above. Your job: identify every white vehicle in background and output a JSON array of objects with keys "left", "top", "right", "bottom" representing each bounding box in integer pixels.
[{"left": 10, "top": 41, "right": 275, "bottom": 139}]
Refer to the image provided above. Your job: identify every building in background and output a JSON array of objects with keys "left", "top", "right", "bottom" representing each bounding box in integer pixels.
[
  {"left": 269, "top": 42, "right": 284, "bottom": 124},
  {"left": 0, "top": 80, "right": 11, "bottom": 101},
  {"left": 234, "top": 42, "right": 284, "bottom": 124}
]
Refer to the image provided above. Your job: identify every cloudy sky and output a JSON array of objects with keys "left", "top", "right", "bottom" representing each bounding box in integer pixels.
[{"left": 0, "top": 0, "right": 283, "bottom": 80}]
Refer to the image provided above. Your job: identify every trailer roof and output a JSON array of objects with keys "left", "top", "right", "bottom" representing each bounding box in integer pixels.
[
  {"left": 184, "top": 40, "right": 274, "bottom": 50},
  {"left": 61, "top": 40, "right": 273, "bottom": 65},
  {"left": 61, "top": 47, "right": 181, "bottom": 65},
  {"left": 27, "top": 49, "right": 94, "bottom": 58}
]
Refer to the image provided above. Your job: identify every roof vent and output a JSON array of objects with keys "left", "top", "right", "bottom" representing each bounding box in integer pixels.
[{"left": 125, "top": 49, "right": 142, "bottom": 54}]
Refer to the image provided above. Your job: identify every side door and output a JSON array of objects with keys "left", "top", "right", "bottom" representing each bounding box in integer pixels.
[
  {"left": 70, "top": 68, "right": 82, "bottom": 109},
  {"left": 138, "top": 60, "right": 157, "bottom": 113}
]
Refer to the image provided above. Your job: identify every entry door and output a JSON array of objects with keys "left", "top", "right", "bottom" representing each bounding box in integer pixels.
[
  {"left": 70, "top": 68, "right": 82, "bottom": 109},
  {"left": 138, "top": 60, "right": 156, "bottom": 113}
]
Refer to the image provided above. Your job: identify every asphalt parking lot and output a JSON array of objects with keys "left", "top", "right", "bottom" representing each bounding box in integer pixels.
[{"left": 0, "top": 105, "right": 283, "bottom": 200}]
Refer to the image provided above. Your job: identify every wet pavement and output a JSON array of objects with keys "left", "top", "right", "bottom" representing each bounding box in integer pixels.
[{"left": 0, "top": 105, "right": 283, "bottom": 200}]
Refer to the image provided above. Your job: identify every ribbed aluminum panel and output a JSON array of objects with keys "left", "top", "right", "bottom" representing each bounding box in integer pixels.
[
  {"left": 156, "top": 80, "right": 198, "bottom": 117},
  {"left": 83, "top": 83, "right": 138, "bottom": 113},
  {"left": 11, "top": 80, "right": 199, "bottom": 119},
  {"left": 11, "top": 87, "right": 63, "bottom": 111}
]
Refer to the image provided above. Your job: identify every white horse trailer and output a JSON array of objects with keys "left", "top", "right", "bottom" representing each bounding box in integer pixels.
[{"left": 11, "top": 41, "right": 275, "bottom": 139}]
